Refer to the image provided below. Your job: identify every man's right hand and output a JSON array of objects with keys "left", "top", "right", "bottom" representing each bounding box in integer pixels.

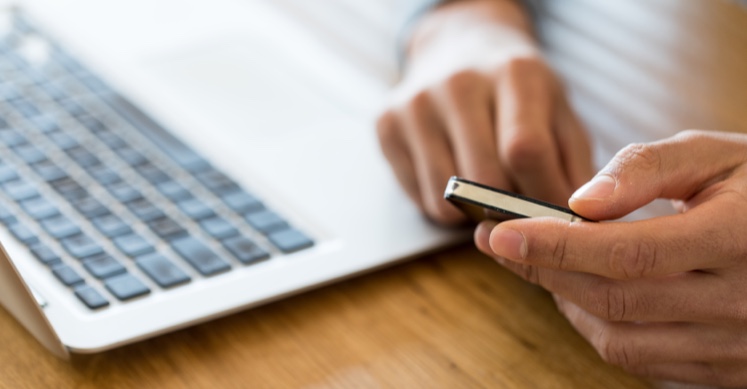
[{"left": 377, "top": 0, "right": 594, "bottom": 225}]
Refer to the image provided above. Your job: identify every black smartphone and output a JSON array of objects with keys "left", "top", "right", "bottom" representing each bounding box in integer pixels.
[{"left": 443, "top": 176, "right": 588, "bottom": 223}]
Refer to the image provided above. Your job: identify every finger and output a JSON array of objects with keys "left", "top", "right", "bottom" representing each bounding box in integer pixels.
[
  {"left": 557, "top": 298, "right": 747, "bottom": 374},
  {"left": 631, "top": 362, "right": 747, "bottom": 388},
  {"left": 437, "top": 71, "right": 512, "bottom": 191},
  {"left": 569, "top": 129, "right": 747, "bottom": 221},
  {"left": 401, "top": 93, "right": 465, "bottom": 225},
  {"left": 486, "top": 200, "right": 744, "bottom": 278},
  {"left": 475, "top": 220, "right": 499, "bottom": 254},
  {"left": 554, "top": 96, "right": 595, "bottom": 190},
  {"left": 376, "top": 111, "right": 423, "bottom": 207},
  {"left": 493, "top": 257, "right": 725, "bottom": 323},
  {"left": 496, "top": 58, "right": 571, "bottom": 205}
]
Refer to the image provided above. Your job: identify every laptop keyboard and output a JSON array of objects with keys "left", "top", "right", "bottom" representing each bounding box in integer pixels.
[{"left": 0, "top": 11, "right": 314, "bottom": 310}]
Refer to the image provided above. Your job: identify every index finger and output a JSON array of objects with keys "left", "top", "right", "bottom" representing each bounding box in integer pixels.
[
  {"left": 482, "top": 199, "right": 742, "bottom": 279},
  {"left": 497, "top": 58, "right": 571, "bottom": 205}
]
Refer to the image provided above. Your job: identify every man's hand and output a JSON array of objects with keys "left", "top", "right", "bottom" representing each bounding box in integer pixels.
[
  {"left": 475, "top": 130, "right": 747, "bottom": 387},
  {"left": 377, "top": 0, "right": 594, "bottom": 225}
]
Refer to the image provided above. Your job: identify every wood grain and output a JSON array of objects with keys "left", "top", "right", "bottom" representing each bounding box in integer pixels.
[
  {"left": 2, "top": 0, "right": 746, "bottom": 387},
  {"left": 0, "top": 245, "right": 651, "bottom": 389}
]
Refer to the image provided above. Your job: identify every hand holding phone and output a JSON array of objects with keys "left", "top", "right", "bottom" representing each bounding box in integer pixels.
[{"left": 443, "top": 176, "right": 589, "bottom": 223}]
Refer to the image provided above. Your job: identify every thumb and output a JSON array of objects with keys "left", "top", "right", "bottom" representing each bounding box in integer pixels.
[{"left": 568, "top": 130, "right": 747, "bottom": 220}]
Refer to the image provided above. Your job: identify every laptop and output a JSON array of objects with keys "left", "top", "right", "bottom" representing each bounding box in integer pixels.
[{"left": 0, "top": 0, "right": 465, "bottom": 357}]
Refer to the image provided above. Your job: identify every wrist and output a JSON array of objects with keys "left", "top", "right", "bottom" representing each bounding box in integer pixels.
[{"left": 408, "top": 0, "right": 536, "bottom": 61}]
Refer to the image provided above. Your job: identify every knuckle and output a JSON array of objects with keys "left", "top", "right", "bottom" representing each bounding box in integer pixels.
[
  {"left": 424, "top": 196, "right": 463, "bottom": 226},
  {"left": 375, "top": 111, "right": 399, "bottom": 144},
  {"left": 442, "top": 69, "right": 484, "bottom": 96},
  {"left": 551, "top": 224, "right": 572, "bottom": 270},
  {"left": 674, "top": 128, "right": 709, "bottom": 142},
  {"left": 604, "top": 283, "right": 633, "bottom": 321},
  {"left": 516, "top": 263, "right": 540, "bottom": 285},
  {"left": 501, "top": 55, "right": 547, "bottom": 77},
  {"left": 583, "top": 280, "right": 635, "bottom": 322},
  {"left": 608, "top": 238, "right": 659, "bottom": 279},
  {"left": 697, "top": 363, "right": 724, "bottom": 387},
  {"left": 502, "top": 136, "right": 550, "bottom": 173},
  {"left": 511, "top": 263, "right": 539, "bottom": 284},
  {"left": 405, "top": 90, "right": 434, "bottom": 118},
  {"left": 593, "top": 328, "right": 640, "bottom": 370},
  {"left": 613, "top": 143, "right": 662, "bottom": 175}
]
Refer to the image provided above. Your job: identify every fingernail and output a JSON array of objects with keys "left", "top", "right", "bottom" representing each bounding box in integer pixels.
[
  {"left": 490, "top": 228, "right": 527, "bottom": 260},
  {"left": 571, "top": 174, "right": 617, "bottom": 200},
  {"left": 474, "top": 220, "right": 498, "bottom": 253}
]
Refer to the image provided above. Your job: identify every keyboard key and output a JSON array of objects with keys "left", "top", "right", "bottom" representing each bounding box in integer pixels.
[
  {"left": 50, "top": 177, "right": 87, "bottom": 200},
  {"left": 66, "top": 146, "right": 100, "bottom": 167},
  {"left": 40, "top": 215, "right": 81, "bottom": 238},
  {"left": 222, "top": 191, "right": 263, "bottom": 214},
  {"left": 29, "top": 243, "right": 61, "bottom": 266},
  {"left": 177, "top": 198, "right": 214, "bottom": 220},
  {"left": 104, "top": 273, "right": 150, "bottom": 301},
  {"left": 79, "top": 74, "right": 111, "bottom": 95},
  {"left": 46, "top": 131, "right": 78, "bottom": 150},
  {"left": 136, "top": 253, "right": 191, "bottom": 288},
  {"left": 86, "top": 164, "right": 120, "bottom": 185},
  {"left": 106, "top": 181, "right": 142, "bottom": 202},
  {"left": 0, "top": 205, "right": 17, "bottom": 225},
  {"left": 31, "top": 160, "right": 67, "bottom": 181},
  {"left": 125, "top": 198, "right": 164, "bottom": 221},
  {"left": 95, "top": 130, "right": 126, "bottom": 149},
  {"left": 9, "top": 223, "right": 39, "bottom": 245},
  {"left": 115, "top": 146, "right": 147, "bottom": 166},
  {"left": 267, "top": 228, "right": 314, "bottom": 253},
  {"left": 135, "top": 161, "right": 169, "bottom": 184},
  {"left": 28, "top": 114, "right": 59, "bottom": 133},
  {"left": 0, "top": 129, "right": 26, "bottom": 147},
  {"left": 0, "top": 163, "right": 19, "bottom": 182},
  {"left": 82, "top": 253, "right": 126, "bottom": 279},
  {"left": 74, "top": 285, "right": 109, "bottom": 309},
  {"left": 11, "top": 143, "right": 45, "bottom": 164},
  {"left": 0, "top": 85, "right": 20, "bottom": 102},
  {"left": 55, "top": 51, "right": 84, "bottom": 73},
  {"left": 9, "top": 98, "right": 40, "bottom": 117},
  {"left": 91, "top": 214, "right": 131, "bottom": 237},
  {"left": 70, "top": 196, "right": 109, "bottom": 218},
  {"left": 25, "top": 68, "right": 47, "bottom": 85},
  {"left": 246, "top": 210, "right": 288, "bottom": 234},
  {"left": 19, "top": 196, "right": 59, "bottom": 220},
  {"left": 147, "top": 217, "right": 187, "bottom": 240},
  {"left": 41, "top": 83, "right": 66, "bottom": 102},
  {"left": 61, "top": 233, "right": 103, "bottom": 259},
  {"left": 156, "top": 181, "right": 192, "bottom": 201},
  {"left": 196, "top": 169, "right": 240, "bottom": 194},
  {"left": 51, "top": 264, "right": 84, "bottom": 286},
  {"left": 59, "top": 99, "right": 87, "bottom": 117},
  {"left": 3, "top": 180, "right": 39, "bottom": 201},
  {"left": 200, "top": 217, "right": 238, "bottom": 239},
  {"left": 77, "top": 115, "right": 106, "bottom": 132},
  {"left": 222, "top": 236, "right": 269, "bottom": 265},
  {"left": 171, "top": 236, "right": 230, "bottom": 276},
  {"left": 113, "top": 233, "right": 154, "bottom": 257}
]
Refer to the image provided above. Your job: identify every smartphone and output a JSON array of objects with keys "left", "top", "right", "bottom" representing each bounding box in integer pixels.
[{"left": 443, "top": 176, "right": 588, "bottom": 223}]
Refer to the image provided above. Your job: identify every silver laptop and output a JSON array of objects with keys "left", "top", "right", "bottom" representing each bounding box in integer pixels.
[{"left": 0, "top": 0, "right": 465, "bottom": 357}]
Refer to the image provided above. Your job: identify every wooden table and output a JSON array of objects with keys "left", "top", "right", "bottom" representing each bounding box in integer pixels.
[
  {"left": 0, "top": 244, "right": 651, "bottom": 388},
  {"left": 2, "top": 0, "right": 746, "bottom": 388}
]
